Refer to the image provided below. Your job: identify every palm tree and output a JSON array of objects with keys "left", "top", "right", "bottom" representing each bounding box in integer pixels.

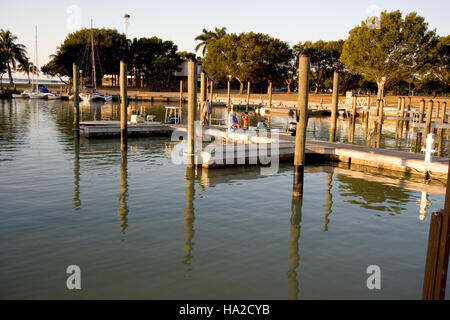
[
  {"left": 194, "top": 27, "right": 227, "bottom": 56},
  {"left": 0, "top": 29, "right": 27, "bottom": 85},
  {"left": 17, "top": 57, "right": 36, "bottom": 84}
]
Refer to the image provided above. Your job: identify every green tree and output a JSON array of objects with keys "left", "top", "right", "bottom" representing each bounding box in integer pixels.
[
  {"left": 428, "top": 35, "right": 450, "bottom": 89},
  {"left": 202, "top": 32, "right": 293, "bottom": 94},
  {"left": 128, "top": 37, "right": 181, "bottom": 90},
  {"left": 0, "top": 29, "right": 27, "bottom": 85},
  {"left": 341, "top": 10, "right": 438, "bottom": 99},
  {"left": 194, "top": 27, "right": 227, "bottom": 56},
  {"left": 42, "top": 28, "right": 128, "bottom": 86},
  {"left": 294, "top": 40, "right": 345, "bottom": 93}
]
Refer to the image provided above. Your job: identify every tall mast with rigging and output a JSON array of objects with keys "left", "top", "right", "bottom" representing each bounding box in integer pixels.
[{"left": 90, "top": 19, "right": 97, "bottom": 90}]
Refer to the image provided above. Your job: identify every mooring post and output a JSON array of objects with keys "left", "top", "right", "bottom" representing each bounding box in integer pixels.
[
  {"left": 72, "top": 64, "right": 80, "bottom": 139},
  {"left": 377, "top": 99, "right": 384, "bottom": 135},
  {"left": 352, "top": 95, "right": 357, "bottom": 120},
  {"left": 268, "top": 80, "right": 273, "bottom": 109},
  {"left": 419, "top": 99, "right": 426, "bottom": 124},
  {"left": 422, "top": 160, "right": 450, "bottom": 300},
  {"left": 227, "top": 76, "right": 231, "bottom": 113},
  {"left": 120, "top": 61, "right": 127, "bottom": 150},
  {"left": 179, "top": 79, "right": 183, "bottom": 108},
  {"left": 246, "top": 81, "right": 251, "bottom": 112},
  {"left": 441, "top": 102, "right": 447, "bottom": 124},
  {"left": 200, "top": 70, "right": 206, "bottom": 111},
  {"left": 187, "top": 59, "right": 197, "bottom": 167},
  {"left": 375, "top": 99, "right": 380, "bottom": 117},
  {"left": 425, "top": 100, "right": 434, "bottom": 137},
  {"left": 329, "top": 71, "right": 339, "bottom": 142},
  {"left": 293, "top": 53, "right": 310, "bottom": 198},
  {"left": 209, "top": 78, "right": 213, "bottom": 126},
  {"left": 397, "top": 96, "right": 402, "bottom": 111}
]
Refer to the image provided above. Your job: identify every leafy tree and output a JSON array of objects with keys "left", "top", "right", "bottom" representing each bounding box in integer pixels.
[
  {"left": 341, "top": 10, "right": 439, "bottom": 99},
  {"left": 128, "top": 37, "right": 181, "bottom": 90},
  {"left": 0, "top": 29, "right": 27, "bottom": 85},
  {"left": 41, "top": 28, "right": 128, "bottom": 87},
  {"left": 202, "top": 32, "right": 293, "bottom": 94},
  {"left": 177, "top": 51, "right": 198, "bottom": 61},
  {"left": 194, "top": 27, "right": 227, "bottom": 56},
  {"left": 294, "top": 40, "right": 345, "bottom": 93},
  {"left": 428, "top": 35, "right": 450, "bottom": 89}
]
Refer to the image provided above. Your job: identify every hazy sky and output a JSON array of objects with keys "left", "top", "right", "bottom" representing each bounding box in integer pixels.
[{"left": 1, "top": 0, "right": 449, "bottom": 72}]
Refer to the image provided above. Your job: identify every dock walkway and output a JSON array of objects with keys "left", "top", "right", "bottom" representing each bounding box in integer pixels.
[{"left": 79, "top": 121, "right": 448, "bottom": 180}]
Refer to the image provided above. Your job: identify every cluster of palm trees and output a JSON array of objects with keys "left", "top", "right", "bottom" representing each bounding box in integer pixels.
[{"left": 0, "top": 29, "right": 37, "bottom": 86}]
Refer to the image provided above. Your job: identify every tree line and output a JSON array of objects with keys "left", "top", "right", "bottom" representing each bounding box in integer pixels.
[{"left": 1, "top": 9, "right": 448, "bottom": 95}]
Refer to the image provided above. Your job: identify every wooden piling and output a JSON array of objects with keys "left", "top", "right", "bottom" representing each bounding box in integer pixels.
[
  {"left": 377, "top": 99, "right": 384, "bottom": 135},
  {"left": 72, "top": 64, "right": 80, "bottom": 139},
  {"left": 441, "top": 102, "right": 447, "bottom": 124},
  {"left": 200, "top": 71, "right": 206, "bottom": 109},
  {"left": 293, "top": 53, "right": 310, "bottom": 198},
  {"left": 419, "top": 99, "right": 426, "bottom": 124},
  {"left": 422, "top": 160, "right": 450, "bottom": 299},
  {"left": 268, "top": 80, "right": 273, "bottom": 109},
  {"left": 246, "top": 81, "right": 251, "bottom": 112},
  {"left": 179, "top": 79, "right": 183, "bottom": 108},
  {"left": 352, "top": 95, "right": 357, "bottom": 120},
  {"left": 425, "top": 100, "right": 434, "bottom": 137},
  {"left": 120, "top": 61, "right": 127, "bottom": 150},
  {"left": 329, "top": 72, "right": 339, "bottom": 142},
  {"left": 227, "top": 77, "right": 231, "bottom": 112},
  {"left": 187, "top": 59, "right": 197, "bottom": 167},
  {"left": 209, "top": 78, "right": 213, "bottom": 126}
]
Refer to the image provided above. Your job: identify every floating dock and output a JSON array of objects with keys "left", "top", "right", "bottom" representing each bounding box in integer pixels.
[{"left": 79, "top": 121, "right": 448, "bottom": 180}]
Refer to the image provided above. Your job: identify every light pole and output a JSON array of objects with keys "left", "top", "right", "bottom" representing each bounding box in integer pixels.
[{"left": 124, "top": 14, "right": 130, "bottom": 39}]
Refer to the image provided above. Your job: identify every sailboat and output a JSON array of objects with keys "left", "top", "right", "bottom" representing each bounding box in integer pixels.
[
  {"left": 27, "top": 26, "right": 60, "bottom": 99},
  {"left": 77, "top": 20, "right": 112, "bottom": 103}
]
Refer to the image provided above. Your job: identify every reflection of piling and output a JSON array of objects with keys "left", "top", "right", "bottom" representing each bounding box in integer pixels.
[
  {"left": 329, "top": 72, "right": 339, "bottom": 142},
  {"left": 293, "top": 53, "right": 310, "bottom": 198},
  {"left": 351, "top": 95, "right": 357, "bottom": 120},
  {"left": 183, "top": 167, "right": 196, "bottom": 268},
  {"left": 425, "top": 100, "right": 433, "bottom": 137},
  {"left": 288, "top": 196, "right": 303, "bottom": 300},
  {"left": 187, "top": 60, "right": 197, "bottom": 167},
  {"left": 118, "top": 149, "right": 129, "bottom": 233},
  {"left": 323, "top": 172, "right": 333, "bottom": 231},
  {"left": 73, "top": 64, "right": 80, "bottom": 138},
  {"left": 73, "top": 138, "right": 81, "bottom": 210},
  {"left": 120, "top": 61, "right": 128, "bottom": 150}
]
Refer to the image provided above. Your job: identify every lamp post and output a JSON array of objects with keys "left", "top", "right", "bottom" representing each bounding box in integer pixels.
[{"left": 124, "top": 14, "right": 130, "bottom": 39}]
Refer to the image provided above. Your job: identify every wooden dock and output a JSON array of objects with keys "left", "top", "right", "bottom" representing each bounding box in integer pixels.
[{"left": 79, "top": 121, "right": 448, "bottom": 181}]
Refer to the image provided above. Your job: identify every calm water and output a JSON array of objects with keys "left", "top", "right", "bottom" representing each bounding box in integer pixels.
[{"left": 0, "top": 99, "right": 448, "bottom": 299}]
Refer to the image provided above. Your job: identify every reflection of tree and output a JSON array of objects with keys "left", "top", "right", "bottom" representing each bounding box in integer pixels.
[
  {"left": 288, "top": 197, "right": 302, "bottom": 300},
  {"left": 182, "top": 167, "right": 196, "bottom": 270},
  {"left": 0, "top": 100, "right": 31, "bottom": 153},
  {"left": 337, "top": 174, "right": 411, "bottom": 214},
  {"left": 118, "top": 149, "right": 129, "bottom": 233}
]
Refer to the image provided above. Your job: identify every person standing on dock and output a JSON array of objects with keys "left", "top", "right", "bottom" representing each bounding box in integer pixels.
[
  {"left": 201, "top": 99, "right": 211, "bottom": 126},
  {"left": 242, "top": 112, "right": 249, "bottom": 130}
]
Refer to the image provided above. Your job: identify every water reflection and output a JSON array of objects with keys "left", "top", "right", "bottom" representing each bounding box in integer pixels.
[
  {"left": 73, "top": 138, "right": 81, "bottom": 210},
  {"left": 118, "top": 149, "right": 129, "bottom": 233},
  {"left": 288, "top": 196, "right": 302, "bottom": 300},
  {"left": 323, "top": 172, "right": 333, "bottom": 231},
  {"left": 182, "top": 166, "right": 196, "bottom": 270}
]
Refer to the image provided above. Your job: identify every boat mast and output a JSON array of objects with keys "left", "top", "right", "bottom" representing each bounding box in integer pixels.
[
  {"left": 34, "top": 25, "right": 38, "bottom": 91},
  {"left": 90, "top": 19, "right": 97, "bottom": 91}
]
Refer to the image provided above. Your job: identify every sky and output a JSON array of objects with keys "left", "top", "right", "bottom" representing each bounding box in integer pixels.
[{"left": 1, "top": 0, "right": 449, "bottom": 78}]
